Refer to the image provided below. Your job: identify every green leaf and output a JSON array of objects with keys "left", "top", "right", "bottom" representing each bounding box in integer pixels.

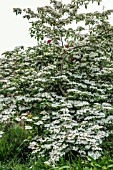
[
  {"left": 94, "top": 163, "right": 102, "bottom": 168},
  {"left": 83, "top": 167, "right": 92, "bottom": 170},
  {"left": 107, "top": 164, "right": 113, "bottom": 168},
  {"left": 109, "top": 159, "right": 113, "bottom": 163},
  {"left": 59, "top": 166, "right": 70, "bottom": 169},
  {"left": 102, "top": 166, "right": 107, "bottom": 170},
  {"left": 87, "top": 156, "right": 96, "bottom": 163}
]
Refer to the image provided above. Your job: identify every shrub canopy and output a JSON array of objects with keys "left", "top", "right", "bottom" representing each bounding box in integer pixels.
[{"left": 0, "top": 0, "right": 113, "bottom": 165}]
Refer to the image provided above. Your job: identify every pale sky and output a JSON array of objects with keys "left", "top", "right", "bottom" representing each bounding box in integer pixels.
[{"left": 0, "top": 0, "right": 113, "bottom": 56}]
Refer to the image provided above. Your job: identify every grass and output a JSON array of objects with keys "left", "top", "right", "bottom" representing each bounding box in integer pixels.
[{"left": 0, "top": 154, "right": 113, "bottom": 170}]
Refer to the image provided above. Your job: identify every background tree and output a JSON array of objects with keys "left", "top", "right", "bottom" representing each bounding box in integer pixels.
[{"left": 0, "top": 0, "right": 113, "bottom": 165}]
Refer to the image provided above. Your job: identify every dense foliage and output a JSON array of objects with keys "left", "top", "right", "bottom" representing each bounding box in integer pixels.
[{"left": 0, "top": 0, "right": 113, "bottom": 166}]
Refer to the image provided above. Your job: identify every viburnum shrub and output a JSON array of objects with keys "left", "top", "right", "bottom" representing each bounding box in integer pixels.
[{"left": 0, "top": 0, "right": 113, "bottom": 165}]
